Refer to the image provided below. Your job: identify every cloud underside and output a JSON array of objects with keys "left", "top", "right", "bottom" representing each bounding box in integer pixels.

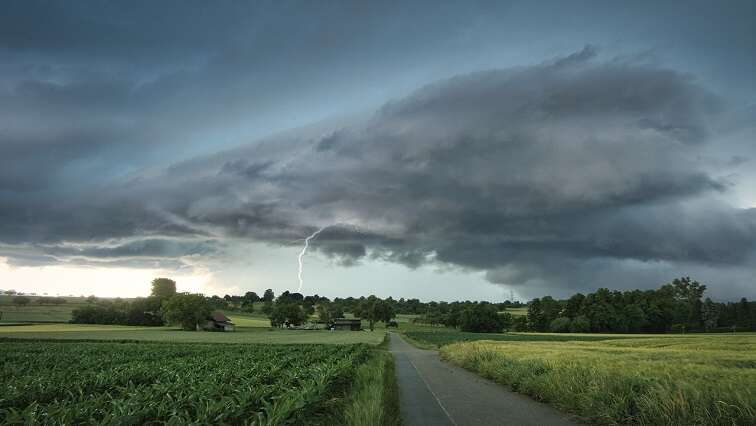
[{"left": 3, "top": 49, "right": 755, "bottom": 296}]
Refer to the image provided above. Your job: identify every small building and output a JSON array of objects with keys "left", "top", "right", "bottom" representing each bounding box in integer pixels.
[
  {"left": 332, "top": 318, "right": 362, "bottom": 331},
  {"left": 199, "top": 312, "right": 236, "bottom": 332}
]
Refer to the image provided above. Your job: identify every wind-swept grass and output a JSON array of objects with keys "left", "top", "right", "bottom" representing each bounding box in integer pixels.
[
  {"left": 341, "top": 351, "right": 401, "bottom": 426},
  {"left": 441, "top": 335, "right": 756, "bottom": 425}
]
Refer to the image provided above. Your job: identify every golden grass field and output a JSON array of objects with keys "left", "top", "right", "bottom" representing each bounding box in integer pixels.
[{"left": 441, "top": 335, "right": 756, "bottom": 425}]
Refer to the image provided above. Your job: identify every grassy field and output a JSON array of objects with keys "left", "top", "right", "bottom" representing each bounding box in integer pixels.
[
  {"left": 403, "top": 329, "right": 646, "bottom": 347},
  {"left": 441, "top": 335, "right": 756, "bottom": 425},
  {"left": 224, "top": 311, "right": 275, "bottom": 327},
  {"left": 0, "top": 303, "right": 81, "bottom": 323},
  {"left": 0, "top": 340, "right": 391, "bottom": 424},
  {"left": 0, "top": 296, "right": 270, "bottom": 325},
  {"left": 505, "top": 307, "right": 527, "bottom": 316},
  {"left": 0, "top": 323, "right": 387, "bottom": 345}
]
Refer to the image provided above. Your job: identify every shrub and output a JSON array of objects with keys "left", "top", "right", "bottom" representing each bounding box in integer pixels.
[
  {"left": 569, "top": 315, "right": 591, "bottom": 332},
  {"left": 511, "top": 316, "right": 529, "bottom": 331},
  {"left": 12, "top": 296, "right": 30, "bottom": 307},
  {"left": 460, "top": 304, "right": 502, "bottom": 333},
  {"left": 549, "top": 316, "right": 572, "bottom": 333}
]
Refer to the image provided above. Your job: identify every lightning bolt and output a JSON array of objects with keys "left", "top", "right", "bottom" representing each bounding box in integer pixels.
[{"left": 297, "top": 226, "right": 326, "bottom": 293}]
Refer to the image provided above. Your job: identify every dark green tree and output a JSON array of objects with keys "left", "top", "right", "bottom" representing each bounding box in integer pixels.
[
  {"left": 549, "top": 316, "right": 572, "bottom": 332},
  {"left": 316, "top": 303, "right": 332, "bottom": 323},
  {"left": 262, "top": 289, "right": 275, "bottom": 302},
  {"left": 736, "top": 297, "right": 751, "bottom": 328},
  {"left": 499, "top": 312, "right": 514, "bottom": 331},
  {"left": 262, "top": 300, "right": 274, "bottom": 315},
  {"left": 359, "top": 297, "right": 396, "bottom": 331},
  {"left": 151, "top": 278, "right": 177, "bottom": 300},
  {"left": 12, "top": 296, "right": 30, "bottom": 307},
  {"left": 527, "top": 298, "right": 547, "bottom": 331},
  {"left": 701, "top": 298, "right": 720, "bottom": 331},
  {"left": 161, "top": 293, "right": 211, "bottom": 331},
  {"left": 243, "top": 291, "right": 259, "bottom": 305},
  {"left": 460, "top": 303, "right": 502, "bottom": 333},
  {"left": 569, "top": 315, "right": 591, "bottom": 332},
  {"left": 269, "top": 303, "right": 306, "bottom": 327},
  {"left": 671, "top": 277, "right": 706, "bottom": 329}
]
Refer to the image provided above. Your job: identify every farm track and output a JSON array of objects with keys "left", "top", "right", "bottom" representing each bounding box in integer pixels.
[{"left": 389, "top": 332, "right": 579, "bottom": 426}]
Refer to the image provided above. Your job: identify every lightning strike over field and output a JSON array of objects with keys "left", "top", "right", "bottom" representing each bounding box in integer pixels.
[{"left": 297, "top": 226, "right": 326, "bottom": 293}]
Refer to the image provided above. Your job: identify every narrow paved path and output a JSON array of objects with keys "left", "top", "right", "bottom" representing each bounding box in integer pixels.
[{"left": 389, "top": 333, "right": 580, "bottom": 426}]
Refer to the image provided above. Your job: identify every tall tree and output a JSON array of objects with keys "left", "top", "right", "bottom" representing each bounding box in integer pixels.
[
  {"left": 243, "top": 291, "right": 259, "bottom": 305},
  {"left": 701, "top": 298, "right": 720, "bottom": 332},
  {"left": 161, "top": 293, "right": 211, "bottom": 331},
  {"left": 316, "top": 303, "right": 332, "bottom": 323},
  {"left": 460, "top": 303, "right": 503, "bottom": 333},
  {"left": 736, "top": 297, "right": 751, "bottom": 328},
  {"left": 12, "top": 296, "right": 30, "bottom": 307},
  {"left": 527, "top": 298, "right": 547, "bottom": 331},
  {"left": 262, "top": 289, "right": 275, "bottom": 302},
  {"left": 671, "top": 277, "right": 706, "bottom": 329},
  {"left": 269, "top": 303, "right": 306, "bottom": 327},
  {"left": 150, "top": 278, "right": 177, "bottom": 300}
]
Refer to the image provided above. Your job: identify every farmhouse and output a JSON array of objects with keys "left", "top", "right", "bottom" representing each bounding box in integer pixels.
[
  {"left": 199, "top": 312, "right": 236, "bottom": 332},
  {"left": 332, "top": 318, "right": 362, "bottom": 331}
]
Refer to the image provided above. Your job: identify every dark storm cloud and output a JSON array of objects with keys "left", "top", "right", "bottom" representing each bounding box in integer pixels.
[
  {"left": 2, "top": 1, "right": 755, "bottom": 298},
  {"left": 4, "top": 50, "right": 745, "bottom": 297}
]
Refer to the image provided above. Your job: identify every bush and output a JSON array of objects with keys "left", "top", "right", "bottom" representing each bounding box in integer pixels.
[
  {"left": 511, "top": 316, "right": 528, "bottom": 331},
  {"left": 569, "top": 315, "right": 591, "bottom": 333},
  {"left": 460, "top": 304, "right": 502, "bottom": 333},
  {"left": 499, "top": 312, "right": 514, "bottom": 331},
  {"left": 549, "top": 316, "right": 572, "bottom": 333},
  {"left": 70, "top": 297, "right": 163, "bottom": 326},
  {"left": 12, "top": 296, "right": 30, "bottom": 307}
]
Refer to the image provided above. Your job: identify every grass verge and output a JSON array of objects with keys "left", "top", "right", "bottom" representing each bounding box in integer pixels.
[{"left": 340, "top": 350, "right": 401, "bottom": 426}]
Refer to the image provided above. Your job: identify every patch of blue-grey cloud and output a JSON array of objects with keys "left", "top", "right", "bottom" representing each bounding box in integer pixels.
[{"left": 1, "top": 1, "right": 755, "bottom": 299}]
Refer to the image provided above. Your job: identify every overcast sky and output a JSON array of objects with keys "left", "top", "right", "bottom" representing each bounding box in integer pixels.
[{"left": 1, "top": 1, "right": 755, "bottom": 301}]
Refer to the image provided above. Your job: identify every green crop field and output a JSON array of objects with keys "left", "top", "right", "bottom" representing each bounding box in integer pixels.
[
  {"left": 441, "top": 335, "right": 756, "bottom": 425},
  {"left": 0, "top": 340, "right": 375, "bottom": 424},
  {"left": 0, "top": 323, "right": 387, "bottom": 345}
]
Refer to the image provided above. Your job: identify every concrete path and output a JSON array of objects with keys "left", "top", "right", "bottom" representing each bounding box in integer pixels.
[{"left": 389, "top": 333, "right": 580, "bottom": 426}]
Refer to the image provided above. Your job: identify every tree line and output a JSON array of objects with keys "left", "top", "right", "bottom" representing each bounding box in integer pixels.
[
  {"left": 525, "top": 277, "right": 756, "bottom": 333},
  {"left": 68, "top": 276, "right": 755, "bottom": 334},
  {"left": 407, "top": 277, "right": 756, "bottom": 333}
]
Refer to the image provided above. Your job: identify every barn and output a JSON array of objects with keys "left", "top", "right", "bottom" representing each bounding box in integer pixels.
[
  {"left": 332, "top": 318, "right": 362, "bottom": 331},
  {"left": 199, "top": 312, "right": 236, "bottom": 332}
]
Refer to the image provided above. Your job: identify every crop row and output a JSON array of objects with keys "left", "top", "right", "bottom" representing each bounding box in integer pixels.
[{"left": 0, "top": 341, "right": 370, "bottom": 425}]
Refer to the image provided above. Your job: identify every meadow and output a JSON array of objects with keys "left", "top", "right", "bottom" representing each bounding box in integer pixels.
[
  {"left": 0, "top": 297, "right": 82, "bottom": 323},
  {"left": 0, "top": 340, "right": 393, "bottom": 425},
  {"left": 0, "top": 323, "right": 387, "bottom": 345},
  {"left": 441, "top": 335, "right": 756, "bottom": 425}
]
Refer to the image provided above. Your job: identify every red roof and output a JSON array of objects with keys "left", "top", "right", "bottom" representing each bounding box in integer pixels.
[{"left": 212, "top": 312, "right": 231, "bottom": 322}]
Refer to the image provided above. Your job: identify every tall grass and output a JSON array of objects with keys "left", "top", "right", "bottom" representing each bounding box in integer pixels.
[
  {"left": 341, "top": 351, "right": 401, "bottom": 426},
  {"left": 441, "top": 335, "right": 755, "bottom": 425}
]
